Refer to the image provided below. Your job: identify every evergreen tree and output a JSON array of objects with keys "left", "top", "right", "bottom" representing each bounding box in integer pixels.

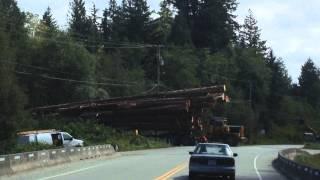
[
  {"left": 158, "top": 0, "right": 173, "bottom": 43},
  {"left": 42, "top": 7, "right": 57, "bottom": 30},
  {"left": 169, "top": 14, "right": 192, "bottom": 45},
  {"left": 169, "top": 0, "right": 238, "bottom": 51},
  {"left": 266, "top": 50, "right": 291, "bottom": 126},
  {"left": 239, "top": 10, "right": 267, "bottom": 55},
  {"left": 147, "top": 1, "right": 173, "bottom": 44},
  {"left": 37, "top": 7, "right": 57, "bottom": 37},
  {"left": 0, "top": 0, "right": 28, "bottom": 153},
  {"left": 123, "top": 0, "right": 152, "bottom": 42},
  {"left": 88, "top": 4, "right": 100, "bottom": 53},
  {"left": 192, "top": 0, "right": 238, "bottom": 51},
  {"left": 69, "top": 0, "right": 89, "bottom": 39},
  {"left": 101, "top": 5, "right": 111, "bottom": 41},
  {"left": 298, "top": 58, "right": 320, "bottom": 106},
  {"left": 104, "top": 0, "right": 127, "bottom": 42}
]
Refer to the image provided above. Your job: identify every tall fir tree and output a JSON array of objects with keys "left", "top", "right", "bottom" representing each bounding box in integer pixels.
[
  {"left": 169, "top": 0, "right": 238, "bottom": 51},
  {"left": 0, "top": 0, "right": 28, "bottom": 153},
  {"left": 266, "top": 50, "right": 291, "bottom": 126},
  {"left": 193, "top": 0, "right": 238, "bottom": 51},
  {"left": 42, "top": 7, "right": 57, "bottom": 30},
  {"left": 299, "top": 59, "right": 320, "bottom": 107},
  {"left": 124, "top": 0, "right": 152, "bottom": 42},
  {"left": 69, "top": 0, "right": 89, "bottom": 39},
  {"left": 88, "top": 4, "right": 100, "bottom": 53},
  {"left": 37, "top": 7, "right": 57, "bottom": 37},
  {"left": 239, "top": 10, "right": 267, "bottom": 55}
]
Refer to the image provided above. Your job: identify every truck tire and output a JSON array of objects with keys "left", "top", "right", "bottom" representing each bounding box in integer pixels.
[{"left": 232, "top": 139, "right": 239, "bottom": 147}]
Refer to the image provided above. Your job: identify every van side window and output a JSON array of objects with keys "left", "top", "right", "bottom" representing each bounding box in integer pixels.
[{"left": 63, "top": 133, "right": 72, "bottom": 141}]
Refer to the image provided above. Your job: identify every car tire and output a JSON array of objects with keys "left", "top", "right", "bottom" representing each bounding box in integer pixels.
[
  {"left": 229, "top": 173, "right": 235, "bottom": 180},
  {"left": 189, "top": 172, "right": 196, "bottom": 180}
]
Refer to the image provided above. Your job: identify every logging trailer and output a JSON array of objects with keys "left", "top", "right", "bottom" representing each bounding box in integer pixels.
[{"left": 32, "top": 85, "right": 246, "bottom": 146}]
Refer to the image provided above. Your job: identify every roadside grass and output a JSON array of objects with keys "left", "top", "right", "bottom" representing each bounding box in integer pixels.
[
  {"left": 304, "top": 143, "right": 320, "bottom": 150},
  {"left": 295, "top": 153, "right": 320, "bottom": 169},
  {"left": 249, "top": 124, "right": 303, "bottom": 145},
  {"left": 106, "top": 135, "right": 171, "bottom": 151}
]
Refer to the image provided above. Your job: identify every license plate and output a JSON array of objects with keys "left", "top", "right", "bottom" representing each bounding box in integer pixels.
[{"left": 208, "top": 160, "right": 216, "bottom": 166}]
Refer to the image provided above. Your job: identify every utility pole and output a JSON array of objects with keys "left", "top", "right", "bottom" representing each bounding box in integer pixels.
[
  {"left": 157, "top": 45, "right": 161, "bottom": 93},
  {"left": 249, "top": 80, "right": 253, "bottom": 108}
]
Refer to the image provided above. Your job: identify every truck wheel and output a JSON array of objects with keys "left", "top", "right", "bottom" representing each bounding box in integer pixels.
[
  {"left": 224, "top": 173, "right": 235, "bottom": 180},
  {"left": 232, "top": 140, "right": 239, "bottom": 147},
  {"left": 230, "top": 173, "right": 235, "bottom": 180}
]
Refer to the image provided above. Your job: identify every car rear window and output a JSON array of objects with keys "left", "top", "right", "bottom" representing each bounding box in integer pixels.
[{"left": 194, "top": 144, "right": 231, "bottom": 156}]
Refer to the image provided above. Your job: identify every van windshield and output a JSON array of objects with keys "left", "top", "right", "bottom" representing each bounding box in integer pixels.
[{"left": 63, "top": 133, "right": 73, "bottom": 141}]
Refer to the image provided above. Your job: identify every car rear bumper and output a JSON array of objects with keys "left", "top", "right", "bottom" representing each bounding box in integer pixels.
[{"left": 189, "top": 165, "right": 235, "bottom": 175}]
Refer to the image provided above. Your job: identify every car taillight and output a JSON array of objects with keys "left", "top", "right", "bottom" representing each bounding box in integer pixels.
[
  {"left": 218, "top": 158, "right": 234, "bottom": 166},
  {"left": 190, "top": 157, "right": 208, "bottom": 164}
]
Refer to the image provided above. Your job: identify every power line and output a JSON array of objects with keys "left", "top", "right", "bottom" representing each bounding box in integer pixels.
[
  {"left": 0, "top": 25, "right": 158, "bottom": 49},
  {"left": 39, "top": 36, "right": 155, "bottom": 49},
  {"left": 13, "top": 70, "right": 136, "bottom": 87},
  {"left": 27, "top": 28, "right": 158, "bottom": 48},
  {"left": 0, "top": 65, "right": 140, "bottom": 87},
  {"left": 0, "top": 59, "right": 141, "bottom": 85}
]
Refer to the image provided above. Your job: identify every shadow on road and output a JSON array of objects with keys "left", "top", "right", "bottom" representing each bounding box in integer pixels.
[
  {"left": 173, "top": 175, "right": 189, "bottom": 180},
  {"left": 173, "top": 175, "right": 259, "bottom": 180}
]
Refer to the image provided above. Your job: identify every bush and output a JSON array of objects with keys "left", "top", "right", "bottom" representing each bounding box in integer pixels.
[
  {"left": 40, "top": 118, "right": 170, "bottom": 152},
  {"left": 10, "top": 143, "right": 56, "bottom": 154},
  {"left": 295, "top": 153, "right": 320, "bottom": 169},
  {"left": 252, "top": 124, "right": 303, "bottom": 145}
]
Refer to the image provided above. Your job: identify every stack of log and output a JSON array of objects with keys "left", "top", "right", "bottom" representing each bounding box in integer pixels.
[{"left": 32, "top": 85, "right": 228, "bottom": 131}]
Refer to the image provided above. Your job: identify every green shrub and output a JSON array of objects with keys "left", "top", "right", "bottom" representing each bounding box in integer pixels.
[
  {"left": 252, "top": 124, "right": 303, "bottom": 145},
  {"left": 11, "top": 143, "right": 56, "bottom": 154},
  {"left": 295, "top": 153, "right": 320, "bottom": 169},
  {"left": 40, "top": 118, "right": 170, "bottom": 152}
]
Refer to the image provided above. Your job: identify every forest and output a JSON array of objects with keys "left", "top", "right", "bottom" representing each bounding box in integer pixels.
[{"left": 1, "top": 0, "right": 320, "bottom": 152}]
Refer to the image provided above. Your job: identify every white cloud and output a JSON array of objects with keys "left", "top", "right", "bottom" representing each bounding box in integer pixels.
[{"left": 237, "top": 0, "right": 320, "bottom": 82}]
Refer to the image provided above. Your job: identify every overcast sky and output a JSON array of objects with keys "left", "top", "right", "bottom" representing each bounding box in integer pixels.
[{"left": 17, "top": 0, "right": 320, "bottom": 83}]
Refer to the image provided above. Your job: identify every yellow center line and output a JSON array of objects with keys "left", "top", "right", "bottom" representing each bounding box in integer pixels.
[
  {"left": 154, "top": 161, "right": 188, "bottom": 180},
  {"left": 162, "top": 163, "right": 188, "bottom": 180}
]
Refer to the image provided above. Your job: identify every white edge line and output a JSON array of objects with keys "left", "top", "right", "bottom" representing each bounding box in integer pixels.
[
  {"left": 254, "top": 154, "right": 263, "bottom": 180},
  {"left": 38, "top": 163, "right": 106, "bottom": 180}
]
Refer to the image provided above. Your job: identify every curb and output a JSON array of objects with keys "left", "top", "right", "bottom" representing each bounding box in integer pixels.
[
  {"left": 274, "top": 148, "right": 320, "bottom": 180},
  {"left": 0, "top": 144, "right": 115, "bottom": 177}
]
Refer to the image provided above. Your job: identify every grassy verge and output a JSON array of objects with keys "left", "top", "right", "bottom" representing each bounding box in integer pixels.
[
  {"left": 295, "top": 153, "right": 320, "bottom": 169},
  {"left": 249, "top": 124, "right": 303, "bottom": 145},
  {"left": 304, "top": 143, "right": 320, "bottom": 150}
]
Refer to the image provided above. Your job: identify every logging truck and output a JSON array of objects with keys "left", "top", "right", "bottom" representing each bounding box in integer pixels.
[{"left": 32, "top": 85, "right": 237, "bottom": 146}]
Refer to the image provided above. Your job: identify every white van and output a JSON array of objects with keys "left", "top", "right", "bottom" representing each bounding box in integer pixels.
[{"left": 17, "top": 129, "right": 84, "bottom": 147}]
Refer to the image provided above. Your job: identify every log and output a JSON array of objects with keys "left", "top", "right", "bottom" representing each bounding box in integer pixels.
[{"left": 32, "top": 85, "right": 226, "bottom": 114}]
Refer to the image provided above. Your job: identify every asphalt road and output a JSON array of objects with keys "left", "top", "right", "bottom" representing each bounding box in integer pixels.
[{"left": 1, "top": 145, "right": 300, "bottom": 180}]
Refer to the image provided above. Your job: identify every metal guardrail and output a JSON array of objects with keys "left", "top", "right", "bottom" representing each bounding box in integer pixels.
[
  {"left": 0, "top": 144, "right": 115, "bottom": 176},
  {"left": 275, "top": 148, "right": 320, "bottom": 180}
]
